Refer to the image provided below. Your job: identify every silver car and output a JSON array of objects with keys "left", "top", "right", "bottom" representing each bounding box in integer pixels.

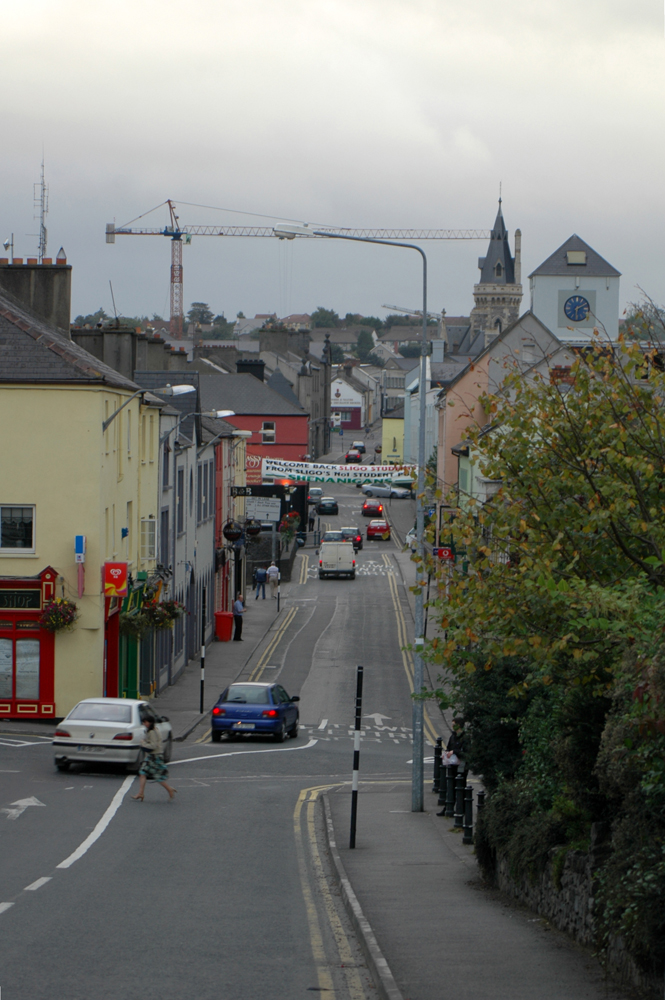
[
  {"left": 52, "top": 698, "right": 172, "bottom": 772},
  {"left": 360, "top": 483, "right": 411, "bottom": 499}
]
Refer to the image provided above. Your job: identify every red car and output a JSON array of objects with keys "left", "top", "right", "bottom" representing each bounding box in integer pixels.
[
  {"left": 366, "top": 519, "right": 391, "bottom": 541},
  {"left": 345, "top": 449, "right": 362, "bottom": 464},
  {"left": 362, "top": 499, "right": 384, "bottom": 518}
]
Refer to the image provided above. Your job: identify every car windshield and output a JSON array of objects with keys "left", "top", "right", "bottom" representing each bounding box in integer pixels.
[
  {"left": 68, "top": 703, "right": 133, "bottom": 723},
  {"left": 323, "top": 531, "right": 343, "bottom": 541},
  {"left": 371, "top": 520, "right": 387, "bottom": 527},
  {"left": 224, "top": 684, "right": 270, "bottom": 704},
  {"left": 341, "top": 528, "right": 358, "bottom": 537}
]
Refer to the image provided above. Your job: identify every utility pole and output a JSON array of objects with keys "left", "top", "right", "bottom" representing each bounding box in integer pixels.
[{"left": 34, "top": 158, "right": 48, "bottom": 263}]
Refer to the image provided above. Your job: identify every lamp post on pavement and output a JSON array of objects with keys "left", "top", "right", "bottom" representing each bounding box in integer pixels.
[{"left": 274, "top": 224, "right": 428, "bottom": 812}]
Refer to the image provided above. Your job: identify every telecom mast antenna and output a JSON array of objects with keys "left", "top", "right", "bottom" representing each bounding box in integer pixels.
[{"left": 33, "top": 157, "right": 49, "bottom": 262}]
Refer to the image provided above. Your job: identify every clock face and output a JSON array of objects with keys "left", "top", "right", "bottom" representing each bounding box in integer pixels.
[{"left": 564, "top": 295, "right": 590, "bottom": 322}]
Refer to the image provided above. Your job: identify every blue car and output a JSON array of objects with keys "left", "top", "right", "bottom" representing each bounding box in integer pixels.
[{"left": 211, "top": 682, "right": 300, "bottom": 743}]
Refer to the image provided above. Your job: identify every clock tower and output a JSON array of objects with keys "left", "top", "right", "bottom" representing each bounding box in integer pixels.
[
  {"left": 529, "top": 234, "right": 621, "bottom": 342},
  {"left": 470, "top": 200, "right": 523, "bottom": 346}
]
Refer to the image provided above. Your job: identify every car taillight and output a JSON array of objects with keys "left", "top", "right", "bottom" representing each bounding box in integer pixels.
[
  {"left": 212, "top": 707, "right": 225, "bottom": 716},
  {"left": 378, "top": 505, "right": 383, "bottom": 512},
  {"left": 54, "top": 729, "right": 70, "bottom": 738},
  {"left": 262, "top": 709, "right": 278, "bottom": 718},
  {"left": 113, "top": 733, "right": 134, "bottom": 741},
  {"left": 353, "top": 559, "right": 356, "bottom": 566},
  {"left": 319, "top": 559, "right": 322, "bottom": 566}
]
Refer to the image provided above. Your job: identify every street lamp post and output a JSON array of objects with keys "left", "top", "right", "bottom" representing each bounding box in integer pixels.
[
  {"left": 102, "top": 383, "right": 196, "bottom": 433},
  {"left": 275, "top": 225, "right": 428, "bottom": 812}
]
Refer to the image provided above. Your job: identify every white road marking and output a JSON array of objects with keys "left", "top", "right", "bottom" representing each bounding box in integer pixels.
[
  {"left": 0, "top": 770, "right": 20, "bottom": 773},
  {"left": 0, "top": 902, "right": 15, "bottom": 914},
  {"left": 24, "top": 877, "right": 52, "bottom": 891},
  {"left": 365, "top": 712, "right": 392, "bottom": 725},
  {"left": 1, "top": 796, "right": 46, "bottom": 821},
  {"left": 57, "top": 775, "right": 134, "bottom": 869},
  {"left": 171, "top": 738, "right": 318, "bottom": 765},
  {"left": 318, "top": 719, "right": 328, "bottom": 730},
  {"left": 0, "top": 738, "right": 50, "bottom": 747}
]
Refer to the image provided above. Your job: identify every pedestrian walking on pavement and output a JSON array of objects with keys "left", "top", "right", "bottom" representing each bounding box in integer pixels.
[
  {"left": 131, "top": 718, "right": 177, "bottom": 801},
  {"left": 308, "top": 511, "right": 315, "bottom": 532},
  {"left": 254, "top": 565, "right": 267, "bottom": 599},
  {"left": 267, "top": 562, "right": 280, "bottom": 598},
  {"left": 233, "top": 593, "right": 245, "bottom": 640}
]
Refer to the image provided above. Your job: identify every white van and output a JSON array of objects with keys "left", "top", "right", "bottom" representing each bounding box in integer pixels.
[{"left": 318, "top": 541, "right": 356, "bottom": 579}]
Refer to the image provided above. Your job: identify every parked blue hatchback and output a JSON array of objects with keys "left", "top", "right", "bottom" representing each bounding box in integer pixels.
[{"left": 211, "top": 682, "right": 300, "bottom": 743}]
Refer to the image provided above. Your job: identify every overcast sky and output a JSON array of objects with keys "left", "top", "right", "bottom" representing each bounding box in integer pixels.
[{"left": 2, "top": 0, "right": 664, "bottom": 324}]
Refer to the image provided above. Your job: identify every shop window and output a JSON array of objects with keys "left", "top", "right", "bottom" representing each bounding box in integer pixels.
[
  {"left": 262, "top": 421, "right": 276, "bottom": 444},
  {"left": 0, "top": 637, "right": 40, "bottom": 699},
  {"left": 140, "top": 519, "right": 156, "bottom": 560},
  {"left": 0, "top": 507, "right": 35, "bottom": 551},
  {"left": 0, "top": 638, "right": 11, "bottom": 697}
]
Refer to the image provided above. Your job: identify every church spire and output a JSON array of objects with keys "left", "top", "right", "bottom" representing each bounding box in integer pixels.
[{"left": 477, "top": 198, "right": 513, "bottom": 283}]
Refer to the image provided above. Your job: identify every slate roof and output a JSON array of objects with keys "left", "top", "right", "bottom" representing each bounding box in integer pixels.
[
  {"left": 477, "top": 201, "right": 516, "bottom": 285},
  {"left": 199, "top": 372, "right": 307, "bottom": 416},
  {"left": 430, "top": 361, "right": 467, "bottom": 387},
  {"left": 133, "top": 370, "right": 201, "bottom": 443},
  {"left": 266, "top": 369, "right": 304, "bottom": 410},
  {"left": 448, "top": 326, "right": 485, "bottom": 359},
  {"left": 0, "top": 287, "right": 138, "bottom": 389},
  {"left": 528, "top": 234, "right": 621, "bottom": 278},
  {"left": 386, "top": 404, "right": 404, "bottom": 420}
]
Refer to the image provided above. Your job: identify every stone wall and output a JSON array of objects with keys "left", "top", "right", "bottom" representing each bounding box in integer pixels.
[{"left": 495, "top": 836, "right": 660, "bottom": 997}]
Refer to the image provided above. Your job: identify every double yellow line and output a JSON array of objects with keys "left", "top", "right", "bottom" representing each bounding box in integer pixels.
[
  {"left": 298, "top": 553, "right": 309, "bottom": 585},
  {"left": 383, "top": 553, "right": 438, "bottom": 746},
  {"left": 248, "top": 606, "right": 298, "bottom": 682}
]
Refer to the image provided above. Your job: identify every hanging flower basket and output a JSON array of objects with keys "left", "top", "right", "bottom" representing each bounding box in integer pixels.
[
  {"left": 279, "top": 513, "right": 300, "bottom": 544},
  {"left": 119, "top": 612, "right": 150, "bottom": 639},
  {"left": 39, "top": 598, "right": 79, "bottom": 633},
  {"left": 144, "top": 599, "right": 186, "bottom": 630},
  {"left": 223, "top": 520, "right": 243, "bottom": 542}
]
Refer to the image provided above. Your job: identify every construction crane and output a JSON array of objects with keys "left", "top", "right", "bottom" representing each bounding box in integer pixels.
[
  {"left": 382, "top": 303, "right": 446, "bottom": 340},
  {"left": 106, "top": 200, "right": 490, "bottom": 339}
]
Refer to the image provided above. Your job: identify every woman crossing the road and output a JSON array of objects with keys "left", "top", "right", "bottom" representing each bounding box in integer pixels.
[{"left": 131, "top": 717, "right": 177, "bottom": 801}]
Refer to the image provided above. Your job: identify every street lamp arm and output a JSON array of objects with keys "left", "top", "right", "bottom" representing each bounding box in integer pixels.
[
  {"left": 102, "top": 389, "right": 145, "bottom": 433},
  {"left": 103, "top": 383, "right": 196, "bottom": 434}
]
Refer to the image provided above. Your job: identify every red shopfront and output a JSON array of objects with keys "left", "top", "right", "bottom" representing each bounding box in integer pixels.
[{"left": 0, "top": 567, "right": 57, "bottom": 719}]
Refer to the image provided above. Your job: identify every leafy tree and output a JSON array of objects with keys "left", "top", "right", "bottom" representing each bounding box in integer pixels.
[
  {"left": 236, "top": 311, "right": 245, "bottom": 319},
  {"left": 398, "top": 343, "right": 422, "bottom": 358},
  {"left": 187, "top": 302, "right": 214, "bottom": 325},
  {"left": 385, "top": 313, "right": 436, "bottom": 328},
  {"left": 366, "top": 351, "right": 386, "bottom": 368},
  {"left": 311, "top": 307, "right": 340, "bottom": 328},
  {"left": 355, "top": 329, "right": 374, "bottom": 362},
  {"left": 329, "top": 344, "right": 345, "bottom": 364},
  {"left": 74, "top": 307, "right": 109, "bottom": 326}
]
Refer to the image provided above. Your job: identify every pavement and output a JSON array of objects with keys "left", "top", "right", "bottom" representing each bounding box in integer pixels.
[{"left": 324, "top": 784, "right": 628, "bottom": 1000}]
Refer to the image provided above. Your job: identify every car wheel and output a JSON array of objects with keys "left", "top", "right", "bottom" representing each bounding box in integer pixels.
[
  {"left": 163, "top": 734, "right": 173, "bottom": 762},
  {"left": 273, "top": 721, "right": 287, "bottom": 743},
  {"left": 350, "top": 571, "right": 356, "bottom": 579},
  {"left": 211, "top": 730, "right": 222, "bottom": 743},
  {"left": 288, "top": 717, "right": 299, "bottom": 739},
  {"left": 55, "top": 759, "right": 70, "bottom": 772},
  {"left": 319, "top": 571, "right": 326, "bottom": 579},
  {"left": 128, "top": 749, "right": 145, "bottom": 774},
  {"left": 365, "top": 490, "right": 373, "bottom": 497}
]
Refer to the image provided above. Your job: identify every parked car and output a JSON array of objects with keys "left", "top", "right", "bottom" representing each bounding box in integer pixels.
[
  {"left": 308, "top": 487, "right": 324, "bottom": 505},
  {"left": 52, "top": 699, "right": 172, "bottom": 772},
  {"left": 211, "top": 682, "right": 299, "bottom": 742},
  {"left": 405, "top": 526, "right": 418, "bottom": 552},
  {"left": 361, "top": 483, "right": 411, "bottom": 499},
  {"left": 341, "top": 526, "right": 363, "bottom": 550},
  {"left": 345, "top": 450, "right": 362, "bottom": 464},
  {"left": 317, "top": 497, "right": 339, "bottom": 515},
  {"left": 355, "top": 479, "right": 374, "bottom": 490},
  {"left": 319, "top": 541, "right": 356, "bottom": 579},
  {"left": 362, "top": 499, "right": 385, "bottom": 518},
  {"left": 322, "top": 529, "right": 345, "bottom": 542},
  {"left": 351, "top": 440, "right": 366, "bottom": 454},
  {"left": 366, "top": 519, "right": 391, "bottom": 541}
]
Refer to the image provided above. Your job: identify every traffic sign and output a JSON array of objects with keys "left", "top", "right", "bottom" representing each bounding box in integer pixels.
[{"left": 244, "top": 497, "right": 282, "bottom": 522}]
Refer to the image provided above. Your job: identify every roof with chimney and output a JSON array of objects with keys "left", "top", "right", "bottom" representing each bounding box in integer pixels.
[
  {"left": 477, "top": 201, "right": 516, "bottom": 285},
  {"left": 133, "top": 370, "right": 201, "bottom": 443},
  {"left": 528, "top": 234, "right": 621, "bottom": 278},
  {"left": 0, "top": 286, "right": 138, "bottom": 389},
  {"left": 199, "top": 373, "right": 306, "bottom": 416}
]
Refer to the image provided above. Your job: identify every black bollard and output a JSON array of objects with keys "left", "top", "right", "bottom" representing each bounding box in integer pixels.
[
  {"left": 432, "top": 738, "right": 442, "bottom": 794},
  {"left": 445, "top": 763, "right": 458, "bottom": 817},
  {"left": 462, "top": 785, "right": 474, "bottom": 844},
  {"left": 454, "top": 773, "right": 465, "bottom": 828},
  {"left": 477, "top": 789, "right": 486, "bottom": 812},
  {"left": 437, "top": 762, "right": 447, "bottom": 808}
]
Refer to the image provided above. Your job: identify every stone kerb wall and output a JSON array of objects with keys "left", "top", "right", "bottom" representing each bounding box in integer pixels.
[{"left": 496, "top": 846, "right": 660, "bottom": 996}]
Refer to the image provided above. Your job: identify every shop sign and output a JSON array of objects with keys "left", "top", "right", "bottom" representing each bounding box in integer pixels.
[
  {"left": 104, "top": 562, "right": 128, "bottom": 597},
  {"left": 0, "top": 590, "right": 41, "bottom": 610},
  {"left": 435, "top": 547, "right": 455, "bottom": 561}
]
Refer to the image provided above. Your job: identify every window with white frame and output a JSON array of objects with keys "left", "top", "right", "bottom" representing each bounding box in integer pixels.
[
  {"left": 0, "top": 507, "right": 35, "bottom": 551},
  {"left": 262, "top": 421, "right": 276, "bottom": 444},
  {"left": 140, "top": 518, "right": 156, "bottom": 560}
]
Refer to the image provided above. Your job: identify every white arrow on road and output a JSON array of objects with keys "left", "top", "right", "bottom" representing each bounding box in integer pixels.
[
  {"left": 364, "top": 713, "right": 392, "bottom": 726},
  {"left": 1, "top": 796, "right": 46, "bottom": 821}
]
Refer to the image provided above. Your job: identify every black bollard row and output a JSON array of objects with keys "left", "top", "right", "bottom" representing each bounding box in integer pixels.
[
  {"left": 445, "top": 764, "right": 458, "bottom": 817},
  {"left": 454, "top": 773, "right": 465, "bottom": 828},
  {"left": 462, "top": 785, "right": 474, "bottom": 844},
  {"left": 432, "top": 737, "right": 442, "bottom": 794}
]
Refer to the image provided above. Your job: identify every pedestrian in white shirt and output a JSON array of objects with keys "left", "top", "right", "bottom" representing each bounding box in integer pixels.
[
  {"left": 267, "top": 562, "right": 280, "bottom": 599},
  {"left": 233, "top": 594, "right": 245, "bottom": 641}
]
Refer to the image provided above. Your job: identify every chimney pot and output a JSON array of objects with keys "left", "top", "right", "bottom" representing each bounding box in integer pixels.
[
  {"left": 26, "top": 258, "right": 38, "bottom": 265},
  {"left": 13, "top": 258, "right": 23, "bottom": 265},
  {"left": 42, "top": 258, "right": 52, "bottom": 265}
]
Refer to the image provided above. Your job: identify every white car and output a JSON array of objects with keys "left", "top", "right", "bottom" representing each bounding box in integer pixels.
[
  {"left": 52, "top": 698, "right": 172, "bottom": 772},
  {"left": 360, "top": 483, "right": 411, "bottom": 499},
  {"left": 405, "top": 527, "right": 418, "bottom": 552}
]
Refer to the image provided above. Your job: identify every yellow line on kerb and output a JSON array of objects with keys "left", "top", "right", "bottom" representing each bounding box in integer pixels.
[
  {"left": 298, "top": 552, "right": 309, "bottom": 585},
  {"left": 248, "top": 606, "right": 297, "bottom": 682},
  {"left": 383, "top": 553, "right": 438, "bottom": 746}
]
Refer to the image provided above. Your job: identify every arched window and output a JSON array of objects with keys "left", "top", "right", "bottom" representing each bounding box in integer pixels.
[
  {"left": 495, "top": 262, "right": 503, "bottom": 277},
  {"left": 494, "top": 318, "right": 502, "bottom": 333}
]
